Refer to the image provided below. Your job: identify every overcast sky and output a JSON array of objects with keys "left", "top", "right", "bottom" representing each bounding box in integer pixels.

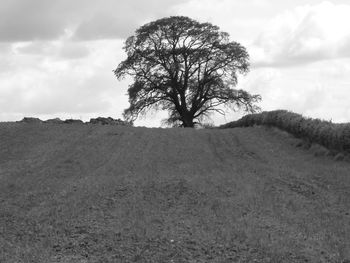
[{"left": 1, "top": 0, "right": 349, "bottom": 126}]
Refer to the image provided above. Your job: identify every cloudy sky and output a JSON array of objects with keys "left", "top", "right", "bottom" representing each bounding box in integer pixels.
[{"left": 1, "top": 0, "right": 349, "bottom": 126}]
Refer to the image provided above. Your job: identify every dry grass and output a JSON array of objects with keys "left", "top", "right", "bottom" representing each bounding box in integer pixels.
[
  {"left": 1, "top": 123, "right": 350, "bottom": 262},
  {"left": 220, "top": 110, "right": 350, "bottom": 156}
]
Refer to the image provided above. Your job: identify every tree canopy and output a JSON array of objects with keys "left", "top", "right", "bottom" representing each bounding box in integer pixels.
[{"left": 114, "top": 16, "right": 261, "bottom": 127}]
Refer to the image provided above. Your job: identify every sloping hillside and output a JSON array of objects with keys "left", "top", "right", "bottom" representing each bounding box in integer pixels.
[{"left": 1, "top": 123, "right": 350, "bottom": 262}]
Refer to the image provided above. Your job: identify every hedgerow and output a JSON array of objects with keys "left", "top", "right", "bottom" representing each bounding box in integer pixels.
[{"left": 220, "top": 110, "right": 350, "bottom": 153}]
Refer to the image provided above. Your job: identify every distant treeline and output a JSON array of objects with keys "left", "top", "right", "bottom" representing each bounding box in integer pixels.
[
  {"left": 220, "top": 110, "right": 350, "bottom": 154},
  {"left": 18, "top": 117, "right": 133, "bottom": 126}
]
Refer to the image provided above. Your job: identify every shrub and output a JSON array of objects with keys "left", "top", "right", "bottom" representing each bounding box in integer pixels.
[{"left": 220, "top": 110, "right": 350, "bottom": 154}]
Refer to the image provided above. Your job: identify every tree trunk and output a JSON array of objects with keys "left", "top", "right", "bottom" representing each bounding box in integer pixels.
[{"left": 182, "top": 114, "right": 195, "bottom": 128}]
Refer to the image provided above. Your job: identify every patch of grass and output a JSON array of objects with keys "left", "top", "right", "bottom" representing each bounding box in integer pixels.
[
  {"left": 220, "top": 110, "right": 350, "bottom": 155},
  {"left": 1, "top": 123, "right": 350, "bottom": 262}
]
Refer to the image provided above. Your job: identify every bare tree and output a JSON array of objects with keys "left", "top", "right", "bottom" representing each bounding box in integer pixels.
[{"left": 114, "top": 16, "right": 261, "bottom": 127}]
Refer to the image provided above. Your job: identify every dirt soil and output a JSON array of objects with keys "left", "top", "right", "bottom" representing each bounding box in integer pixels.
[{"left": 0, "top": 123, "right": 350, "bottom": 262}]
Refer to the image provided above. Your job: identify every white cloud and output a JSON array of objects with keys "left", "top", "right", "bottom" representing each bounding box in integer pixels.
[
  {"left": 251, "top": 1, "right": 350, "bottom": 67},
  {"left": 59, "top": 43, "right": 90, "bottom": 60},
  {"left": 0, "top": 0, "right": 189, "bottom": 42},
  {"left": 170, "top": 0, "right": 273, "bottom": 44},
  {"left": 15, "top": 41, "right": 90, "bottom": 60},
  {"left": 74, "top": 13, "right": 137, "bottom": 40},
  {"left": 240, "top": 58, "right": 350, "bottom": 123},
  {"left": 0, "top": 39, "right": 128, "bottom": 121},
  {"left": 239, "top": 1, "right": 350, "bottom": 123}
]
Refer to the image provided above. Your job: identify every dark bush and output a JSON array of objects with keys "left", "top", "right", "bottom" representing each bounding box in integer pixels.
[
  {"left": 19, "top": 117, "right": 43, "bottom": 123},
  {"left": 88, "top": 117, "right": 133, "bottom": 126},
  {"left": 45, "top": 118, "right": 64, "bottom": 124},
  {"left": 64, "top": 119, "right": 84, "bottom": 124},
  {"left": 220, "top": 110, "right": 350, "bottom": 154}
]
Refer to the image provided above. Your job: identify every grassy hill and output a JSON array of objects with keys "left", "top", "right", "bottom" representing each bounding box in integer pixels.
[
  {"left": 220, "top": 110, "right": 350, "bottom": 157},
  {"left": 1, "top": 123, "right": 350, "bottom": 262}
]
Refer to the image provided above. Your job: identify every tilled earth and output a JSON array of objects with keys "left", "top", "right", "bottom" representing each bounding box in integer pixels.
[{"left": 0, "top": 123, "right": 350, "bottom": 262}]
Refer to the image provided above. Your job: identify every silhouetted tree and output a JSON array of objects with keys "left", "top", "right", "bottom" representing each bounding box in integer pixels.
[{"left": 114, "top": 16, "right": 261, "bottom": 127}]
